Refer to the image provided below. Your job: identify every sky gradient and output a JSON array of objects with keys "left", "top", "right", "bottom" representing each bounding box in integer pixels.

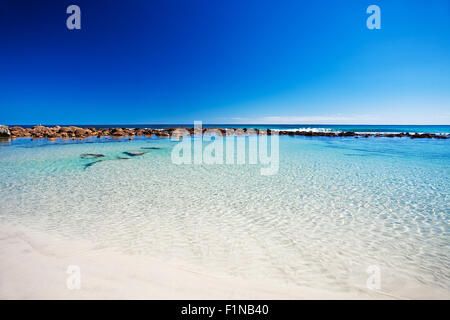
[{"left": 1, "top": 0, "right": 449, "bottom": 125}]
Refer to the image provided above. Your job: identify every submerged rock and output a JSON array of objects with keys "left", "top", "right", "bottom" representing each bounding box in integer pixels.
[
  {"left": 80, "top": 153, "right": 105, "bottom": 159},
  {"left": 141, "top": 147, "right": 161, "bottom": 150},
  {"left": 84, "top": 160, "right": 103, "bottom": 169},
  {"left": 0, "top": 125, "right": 11, "bottom": 137},
  {"left": 83, "top": 156, "right": 131, "bottom": 169},
  {"left": 123, "top": 150, "right": 148, "bottom": 156}
]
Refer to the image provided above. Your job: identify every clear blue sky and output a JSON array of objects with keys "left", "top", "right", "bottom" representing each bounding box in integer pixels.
[{"left": 1, "top": 0, "right": 449, "bottom": 125}]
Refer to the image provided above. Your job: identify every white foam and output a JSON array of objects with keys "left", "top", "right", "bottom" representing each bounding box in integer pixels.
[{"left": 271, "top": 127, "right": 337, "bottom": 133}]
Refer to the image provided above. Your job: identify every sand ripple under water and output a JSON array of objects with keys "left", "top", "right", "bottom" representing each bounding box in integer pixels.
[{"left": 0, "top": 136, "right": 449, "bottom": 298}]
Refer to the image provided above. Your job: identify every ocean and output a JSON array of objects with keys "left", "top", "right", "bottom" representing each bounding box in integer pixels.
[{"left": 0, "top": 126, "right": 449, "bottom": 297}]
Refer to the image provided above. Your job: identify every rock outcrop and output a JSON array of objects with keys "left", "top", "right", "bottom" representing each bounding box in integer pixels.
[
  {"left": 3, "top": 125, "right": 449, "bottom": 140},
  {"left": 0, "top": 125, "right": 11, "bottom": 137}
]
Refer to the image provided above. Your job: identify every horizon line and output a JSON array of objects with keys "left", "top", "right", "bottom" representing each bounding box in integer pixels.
[{"left": 4, "top": 123, "right": 450, "bottom": 127}]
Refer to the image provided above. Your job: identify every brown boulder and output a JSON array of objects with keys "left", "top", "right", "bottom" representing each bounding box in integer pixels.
[
  {"left": 111, "top": 128, "right": 125, "bottom": 136},
  {"left": 58, "top": 127, "right": 71, "bottom": 133},
  {"left": 157, "top": 132, "right": 170, "bottom": 138},
  {"left": 9, "top": 126, "right": 29, "bottom": 137},
  {"left": 74, "top": 128, "right": 90, "bottom": 136}
]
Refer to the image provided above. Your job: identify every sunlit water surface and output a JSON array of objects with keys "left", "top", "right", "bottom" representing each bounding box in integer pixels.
[{"left": 0, "top": 136, "right": 449, "bottom": 297}]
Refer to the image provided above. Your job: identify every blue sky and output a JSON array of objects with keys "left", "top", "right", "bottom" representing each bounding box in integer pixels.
[{"left": 0, "top": 0, "right": 449, "bottom": 125}]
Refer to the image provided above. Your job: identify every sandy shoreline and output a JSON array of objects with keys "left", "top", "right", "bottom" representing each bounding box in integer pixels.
[{"left": 0, "top": 224, "right": 404, "bottom": 300}]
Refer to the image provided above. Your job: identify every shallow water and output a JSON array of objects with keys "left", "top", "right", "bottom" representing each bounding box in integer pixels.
[{"left": 0, "top": 135, "right": 449, "bottom": 297}]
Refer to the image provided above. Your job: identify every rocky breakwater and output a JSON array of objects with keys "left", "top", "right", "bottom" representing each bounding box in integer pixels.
[
  {"left": 9, "top": 126, "right": 162, "bottom": 139},
  {"left": 5, "top": 126, "right": 450, "bottom": 140},
  {"left": 276, "top": 130, "right": 449, "bottom": 139}
]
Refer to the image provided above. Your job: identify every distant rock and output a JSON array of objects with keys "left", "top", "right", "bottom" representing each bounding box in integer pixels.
[
  {"left": 338, "top": 131, "right": 356, "bottom": 137},
  {"left": 154, "top": 130, "right": 170, "bottom": 137},
  {"left": 9, "top": 126, "right": 30, "bottom": 138},
  {"left": 141, "top": 147, "right": 161, "bottom": 150},
  {"left": 111, "top": 128, "right": 125, "bottom": 136},
  {"left": 75, "top": 128, "right": 90, "bottom": 136},
  {"left": 0, "top": 125, "right": 11, "bottom": 137}
]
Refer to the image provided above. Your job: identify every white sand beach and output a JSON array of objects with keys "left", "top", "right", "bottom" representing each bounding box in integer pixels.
[
  {"left": 0, "top": 225, "right": 383, "bottom": 300},
  {"left": 1, "top": 224, "right": 448, "bottom": 300}
]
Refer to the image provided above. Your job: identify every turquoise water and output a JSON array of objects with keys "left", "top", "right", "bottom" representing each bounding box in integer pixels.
[{"left": 0, "top": 135, "right": 449, "bottom": 297}]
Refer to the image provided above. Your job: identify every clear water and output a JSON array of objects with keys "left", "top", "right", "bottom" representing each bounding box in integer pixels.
[{"left": 0, "top": 135, "right": 449, "bottom": 297}]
